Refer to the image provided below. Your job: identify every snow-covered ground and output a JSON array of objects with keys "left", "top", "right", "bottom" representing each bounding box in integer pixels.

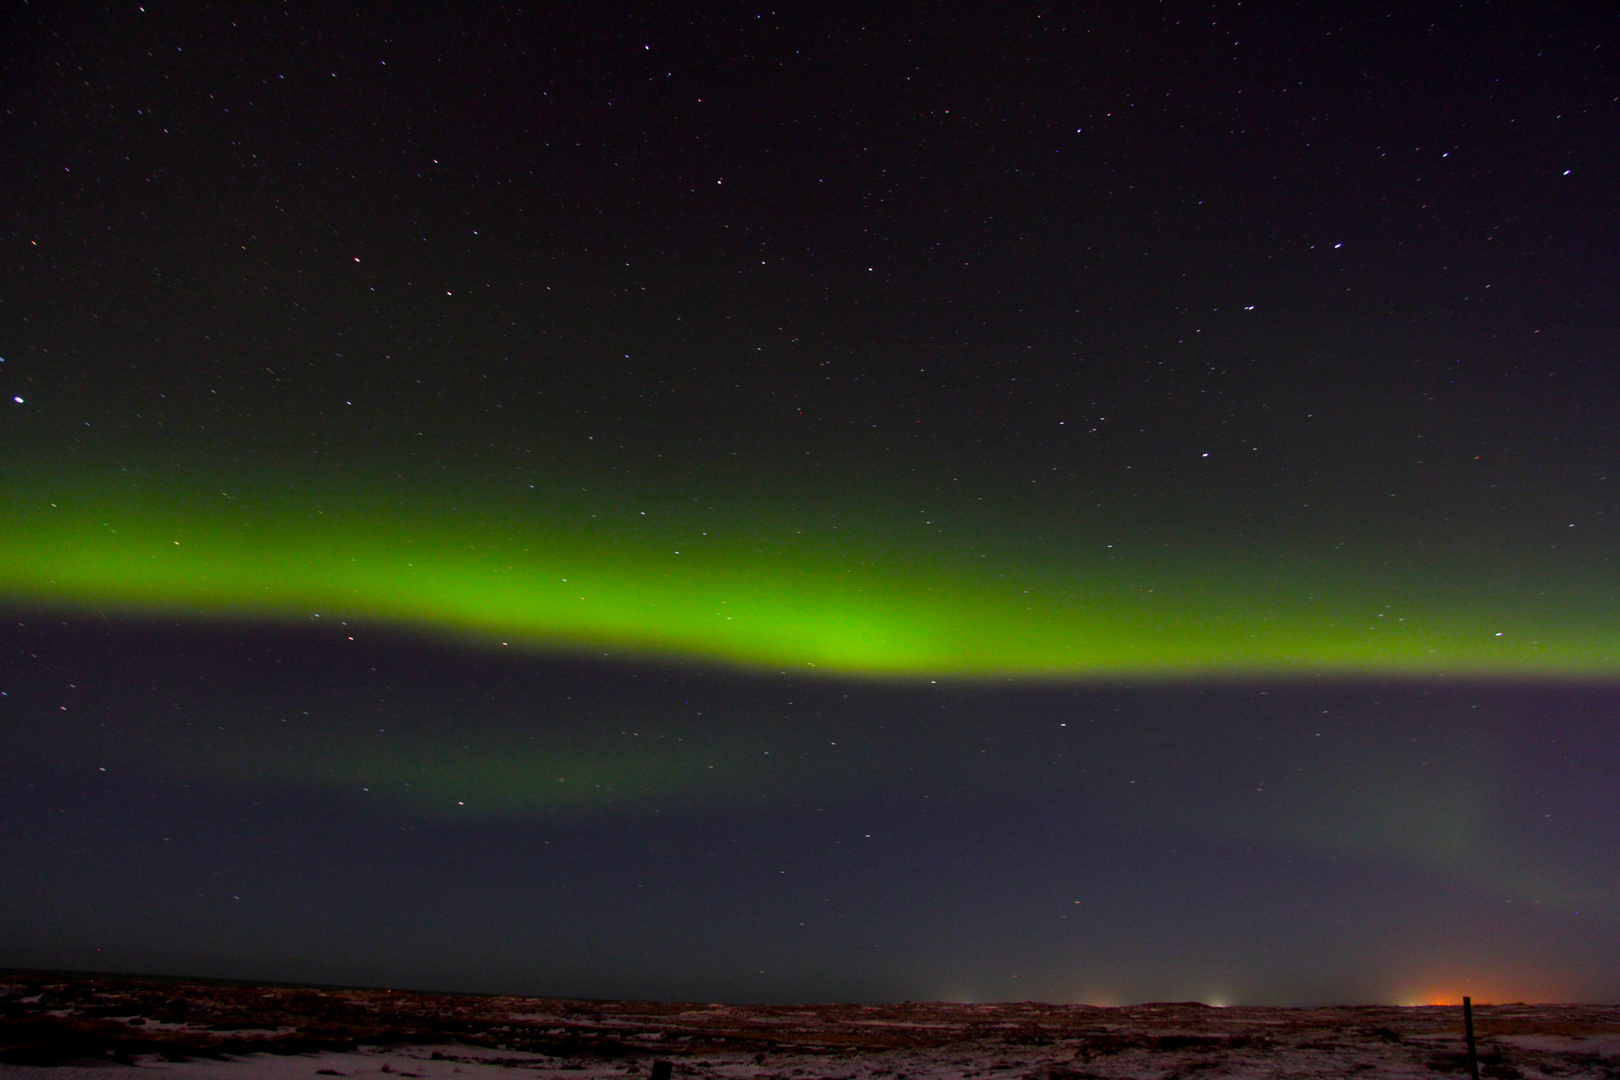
[
  {"left": 4, "top": 975, "right": 1618, "bottom": 1079},
  {"left": 5, "top": 1028, "right": 1620, "bottom": 1080}
]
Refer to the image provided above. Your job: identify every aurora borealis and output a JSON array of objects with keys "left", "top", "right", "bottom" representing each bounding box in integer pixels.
[
  {"left": 4, "top": 466, "right": 1616, "bottom": 677},
  {"left": 3, "top": 3, "right": 1620, "bottom": 1004}
]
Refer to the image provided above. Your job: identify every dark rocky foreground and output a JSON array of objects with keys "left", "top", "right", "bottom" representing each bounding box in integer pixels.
[{"left": 2, "top": 971, "right": 1619, "bottom": 1078}]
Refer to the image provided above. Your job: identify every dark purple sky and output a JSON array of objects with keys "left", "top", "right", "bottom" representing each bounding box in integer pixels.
[{"left": 2, "top": 2, "right": 1619, "bottom": 1004}]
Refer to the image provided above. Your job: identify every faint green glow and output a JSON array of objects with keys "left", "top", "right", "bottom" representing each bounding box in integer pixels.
[
  {"left": 1, "top": 474, "right": 1615, "bottom": 676},
  {"left": 257, "top": 742, "right": 797, "bottom": 816},
  {"left": 160, "top": 726, "right": 882, "bottom": 818}
]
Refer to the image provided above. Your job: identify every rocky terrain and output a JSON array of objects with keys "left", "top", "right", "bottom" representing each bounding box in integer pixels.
[{"left": 2, "top": 972, "right": 1618, "bottom": 1078}]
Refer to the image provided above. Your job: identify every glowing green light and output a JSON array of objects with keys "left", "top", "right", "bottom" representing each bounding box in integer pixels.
[{"left": 1, "top": 472, "right": 1614, "bottom": 676}]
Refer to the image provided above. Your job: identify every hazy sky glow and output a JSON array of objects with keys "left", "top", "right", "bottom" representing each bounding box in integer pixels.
[
  {"left": 5, "top": 619, "right": 1619, "bottom": 1004},
  {"left": 3, "top": 3, "right": 1619, "bottom": 1004}
]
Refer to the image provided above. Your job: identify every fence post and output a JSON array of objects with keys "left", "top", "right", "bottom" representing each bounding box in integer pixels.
[{"left": 1463, "top": 996, "right": 1480, "bottom": 1080}]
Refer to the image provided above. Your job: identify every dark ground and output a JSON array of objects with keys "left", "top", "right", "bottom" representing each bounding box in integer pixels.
[{"left": 3, "top": 971, "right": 1618, "bottom": 1076}]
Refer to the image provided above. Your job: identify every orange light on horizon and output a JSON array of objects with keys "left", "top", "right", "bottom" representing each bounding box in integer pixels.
[
  {"left": 1401, "top": 991, "right": 1492, "bottom": 1007},
  {"left": 1399, "top": 980, "right": 1570, "bottom": 1008}
]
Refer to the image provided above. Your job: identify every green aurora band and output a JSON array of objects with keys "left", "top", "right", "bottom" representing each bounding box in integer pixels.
[{"left": 1, "top": 468, "right": 1614, "bottom": 677}]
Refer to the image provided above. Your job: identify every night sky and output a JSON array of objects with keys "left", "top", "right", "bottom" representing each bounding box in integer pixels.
[{"left": 2, "top": 3, "right": 1619, "bottom": 1004}]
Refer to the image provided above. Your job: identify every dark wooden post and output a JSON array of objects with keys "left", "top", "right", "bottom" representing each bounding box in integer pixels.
[
  {"left": 650, "top": 1061, "right": 673, "bottom": 1080},
  {"left": 1463, "top": 996, "right": 1480, "bottom": 1080}
]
